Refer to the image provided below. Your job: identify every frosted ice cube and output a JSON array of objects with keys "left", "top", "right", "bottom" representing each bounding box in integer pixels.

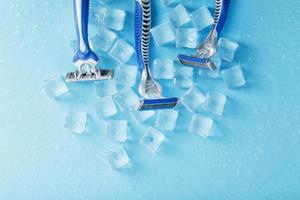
[
  {"left": 114, "top": 65, "right": 138, "bottom": 87},
  {"left": 105, "top": 145, "right": 130, "bottom": 169},
  {"left": 181, "top": 86, "right": 206, "bottom": 112},
  {"left": 176, "top": 28, "right": 198, "bottom": 49},
  {"left": 168, "top": 4, "right": 191, "bottom": 28},
  {"left": 140, "top": 128, "right": 165, "bottom": 153},
  {"left": 151, "top": 22, "right": 176, "bottom": 46},
  {"left": 106, "top": 120, "right": 127, "bottom": 142},
  {"left": 94, "top": 96, "right": 118, "bottom": 118},
  {"left": 203, "top": 92, "right": 226, "bottom": 115},
  {"left": 42, "top": 75, "right": 69, "bottom": 99},
  {"left": 174, "top": 67, "right": 193, "bottom": 88},
  {"left": 153, "top": 59, "right": 174, "bottom": 80},
  {"left": 189, "top": 114, "right": 213, "bottom": 138},
  {"left": 221, "top": 65, "right": 246, "bottom": 88},
  {"left": 108, "top": 39, "right": 135, "bottom": 63},
  {"left": 130, "top": 110, "right": 155, "bottom": 123},
  {"left": 93, "top": 7, "right": 126, "bottom": 31},
  {"left": 217, "top": 38, "right": 239, "bottom": 62},
  {"left": 95, "top": 79, "right": 117, "bottom": 97},
  {"left": 161, "top": 0, "right": 180, "bottom": 7},
  {"left": 64, "top": 111, "right": 87, "bottom": 134},
  {"left": 113, "top": 88, "right": 139, "bottom": 111},
  {"left": 190, "top": 6, "right": 214, "bottom": 31},
  {"left": 91, "top": 28, "right": 117, "bottom": 52},
  {"left": 155, "top": 110, "right": 178, "bottom": 131}
]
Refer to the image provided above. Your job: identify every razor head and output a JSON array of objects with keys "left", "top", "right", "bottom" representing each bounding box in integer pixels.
[
  {"left": 66, "top": 69, "right": 113, "bottom": 82},
  {"left": 137, "top": 97, "right": 180, "bottom": 111},
  {"left": 178, "top": 54, "right": 217, "bottom": 71}
]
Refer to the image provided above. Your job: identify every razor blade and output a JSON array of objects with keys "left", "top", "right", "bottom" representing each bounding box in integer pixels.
[
  {"left": 66, "top": 69, "right": 113, "bottom": 82},
  {"left": 178, "top": 54, "right": 217, "bottom": 71},
  {"left": 137, "top": 97, "right": 180, "bottom": 111}
]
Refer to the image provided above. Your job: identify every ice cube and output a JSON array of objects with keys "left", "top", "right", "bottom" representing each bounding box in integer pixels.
[
  {"left": 113, "top": 88, "right": 140, "bottom": 111},
  {"left": 189, "top": 114, "right": 213, "bottom": 138},
  {"left": 130, "top": 110, "right": 155, "bottom": 123},
  {"left": 64, "top": 111, "right": 87, "bottom": 134},
  {"left": 106, "top": 120, "right": 128, "bottom": 142},
  {"left": 108, "top": 39, "right": 135, "bottom": 64},
  {"left": 161, "top": 0, "right": 181, "bottom": 7},
  {"left": 105, "top": 145, "right": 130, "bottom": 169},
  {"left": 190, "top": 6, "right": 214, "bottom": 31},
  {"left": 174, "top": 67, "right": 193, "bottom": 88},
  {"left": 140, "top": 127, "right": 165, "bottom": 153},
  {"left": 203, "top": 92, "right": 226, "bottom": 115},
  {"left": 92, "top": 7, "right": 126, "bottom": 31},
  {"left": 91, "top": 28, "right": 117, "bottom": 52},
  {"left": 221, "top": 65, "right": 246, "bottom": 88},
  {"left": 155, "top": 110, "right": 178, "bottom": 131},
  {"left": 217, "top": 38, "right": 239, "bottom": 62},
  {"left": 181, "top": 86, "right": 206, "bottom": 112},
  {"left": 42, "top": 75, "right": 69, "bottom": 99},
  {"left": 176, "top": 28, "right": 198, "bottom": 48},
  {"left": 151, "top": 22, "right": 176, "bottom": 46},
  {"left": 95, "top": 79, "right": 118, "bottom": 97},
  {"left": 94, "top": 96, "right": 118, "bottom": 118},
  {"left": 153, "top": 59, "right": 174, "bottom": 80},
  {"left": 99, "top": 0, "right": 116, "bottom": 4},
  {"left": 114, "top": 65, "right": 138, "bottom": 87},
  {"left": 168, "top": 4, "right": 191, "bottom": 28}
]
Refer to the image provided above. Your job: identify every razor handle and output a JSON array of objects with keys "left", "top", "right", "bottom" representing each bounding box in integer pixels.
[
  {"left": 214, "top": 0, "right": 230, "bottom": 35},
  {"left": 134, "top": 0, "right": 151, "bottom": 74},
  {"left": 73, "top": 0, "right": 98, "bottom": 65}
]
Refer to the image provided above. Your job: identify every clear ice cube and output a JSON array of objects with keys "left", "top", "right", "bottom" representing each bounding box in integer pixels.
[
  {"left": 140, "top": 127, "right": 165, "bottom": 153},
  {"left": 161, "top": 0, "right": 181, "bottom": 7},
  {"left": 64, "top": 111, "right": 87, "bottom": 134},
  {"left": 153, "top": 59, "right": 174, "bottom": 80},
  {"left": 114, "top": 65, "right": 138, "bottom": 87},
  {"left": 217, "top": 38, "right": 239, "bottom": 62},
  {"left": 203, "top": 92, "right": 227, "bottom": 115},
  {"left": 130, "top": 110, "right": 155, "bottom": 123},
  {"left": 221, "top": 65, "right": 246, "bottom": 88},
  {"left": 113, "top": 88, "right": 140, "bottom": 111},
  {"left": 174, "top": 67, "right": 193, "bottom": 88},
  {"left": 42, "top": 75, "right": 69, "bottom": 99},
  {"left": 105, "top": 145, "right": 130, "bottom": 169},
  {"left": 188, "top": 114, "right": 213, "bottom": 138},
  {"left": 176, "top": 28, "right": 198, "bottom": 49},
  {"left": 95, "top": 79, "right": 118, "bottom": 97},
  {"left": 168, "top": 4, "right": 191, "bottom": 28},
  {"left": 181, "top": 86, "right": 206, "bottom": 112},
  {"left": 151, "top": 22, "right": 176, "bottom": 46},
  {"left": 190, "top": 6, "right": 214, "bottom": 31},
  {"left": 91, "top": 28, "right": 117, "bottom": 52},
  {"left": 108, "top": 39, "right": 135, "bottom": 64},
  {"left": 94, "top": 96, "right": 118, "bottom": 118},
  {"left": 155, "top": 110, "right": 179, "bottom": 131},
  {"left": 92, "top": 7, "right": 126, "bottom": 31},
  {"left": 106, "top": 120, "right": 128, "bottom": 142}
]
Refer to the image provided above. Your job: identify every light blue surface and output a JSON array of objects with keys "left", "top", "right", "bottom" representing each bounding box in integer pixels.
[{"left": 1, "top": 0, "right": 300, "bottom": 199}]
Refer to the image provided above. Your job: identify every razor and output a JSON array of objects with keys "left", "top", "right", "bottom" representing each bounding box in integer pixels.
[
  {"left": 134, "top": 0, "right": 179, "bottom": 111},
  {"left": 66, "top": 0, "right": 113, "bottom": 82},
  {"left": 178, "top": 0, "right": 230, "bottom": 71}
]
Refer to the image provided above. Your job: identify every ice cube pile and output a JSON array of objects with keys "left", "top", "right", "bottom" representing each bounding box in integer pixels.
[{"left": 42, "top": 0, "right": 247, "bottom": 170}]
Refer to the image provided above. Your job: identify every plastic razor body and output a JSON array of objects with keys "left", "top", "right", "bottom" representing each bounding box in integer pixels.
[
  {"left": 66, "top": 0, "right": 113, "bottom": 82},
  {"left": 178, "top": 0, "right": 230, "bottom": 71},
  {"left": 134, "top": 0, "right": 179, "bottom": 111}
]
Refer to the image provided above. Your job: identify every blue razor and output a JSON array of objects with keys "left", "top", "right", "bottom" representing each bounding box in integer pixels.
[
  {"left": 134, "top": 0, "right": 179, "bottom": 111},
  {"left": 66, "top": 0, "right": 113, "bottom": 82},
  {"left": 178, "top": 0, "right": 230, "bottom": 71}
]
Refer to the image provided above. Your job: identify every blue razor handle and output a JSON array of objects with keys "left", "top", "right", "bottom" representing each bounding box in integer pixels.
[
  {"left": 214, "top": 0, "right": 230, "bottom": 35},
  {"left": 134, "top": 0, "right": 151, "bottom": 74},
  {"left": 73, "top": 0, "right": 98, "bottom": 65}
]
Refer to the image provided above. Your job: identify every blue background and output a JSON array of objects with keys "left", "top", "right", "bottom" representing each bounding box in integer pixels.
[{"left": 1, "top": 0, "right": 300, "bottom": 199}]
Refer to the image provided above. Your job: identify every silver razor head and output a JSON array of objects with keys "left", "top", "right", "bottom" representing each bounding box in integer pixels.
[{"left": 66, "top": 69, "right": 113, "bottom": 82}]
